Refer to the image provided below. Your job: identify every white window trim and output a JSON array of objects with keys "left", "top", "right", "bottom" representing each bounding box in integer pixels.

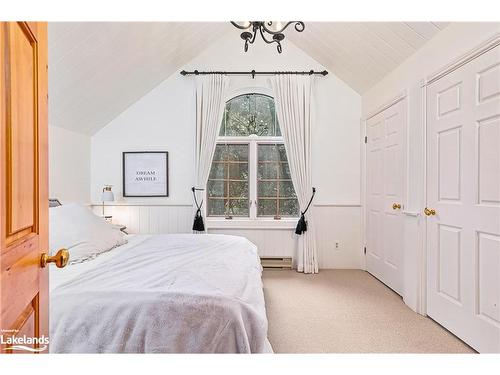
[
  {"left": 206, "top": 134, "right": 299, "bottom": 226},
  {"left": 206, "top": 92, "right": 299, "bottom": 228}
]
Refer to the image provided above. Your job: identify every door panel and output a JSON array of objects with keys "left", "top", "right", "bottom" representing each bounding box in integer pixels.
[
  {"left": 477, "top": 232, "right": 500, "bottom": 325},
  {"left": 437, "top": 224, "right": 461, "bottom": 303},
  {"left": 427, "top": 44, "right": 500, "bottom": 353},
  {"left": 7, "top": 23, "right": 36, "bottom": 237},
  {"left": 1, "top": 22, "right": 48, "bottom": 354},
  {"left": 437, "top": 127, "right": 461, "bottom": 201},
  {"left": 366, "top": 98, "right": 406, "bottom": 294},
  {"left": 477, "top": 116, "right": 500, "bottom": 206}
]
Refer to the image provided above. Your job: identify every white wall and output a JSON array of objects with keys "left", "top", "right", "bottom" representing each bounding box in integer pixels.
[
  {"left": 362, "top": 22, "right": 500, "bottom": 311},
  {"left": 91, "top": 34, "right": 363, "bottom": 269},
  {"left": 49, "top": 125, "right": 91, "bottom": 203}
]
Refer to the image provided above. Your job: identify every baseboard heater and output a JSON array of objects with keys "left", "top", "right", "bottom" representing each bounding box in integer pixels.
[{"left": 260, "top": 256, "right": 293, "bottom": 270}]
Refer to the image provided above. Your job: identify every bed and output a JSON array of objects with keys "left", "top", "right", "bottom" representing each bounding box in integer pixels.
[{"left": 48, "top": 204, "right": 272, "bottom": 353}]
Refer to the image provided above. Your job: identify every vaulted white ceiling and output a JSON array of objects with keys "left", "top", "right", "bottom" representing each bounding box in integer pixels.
[
  {"left": 48, "top": 22, "right": 230, "bottom": 135},
  {"left": 48, "top": 22, "right": 448, "bottom": 135},
  {"left": 288, "top": 22, "right": 449, "bottom": 93}
]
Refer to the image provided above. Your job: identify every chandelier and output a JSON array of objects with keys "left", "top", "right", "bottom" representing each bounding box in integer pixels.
[{"left": 230, "top": 21, "right": 305, "bottom": 54}]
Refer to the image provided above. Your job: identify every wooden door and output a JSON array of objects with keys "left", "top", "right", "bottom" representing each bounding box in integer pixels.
[
  {"left": 426, "top": 44, "right": 500, "bottom": 353},
  {"left": 0, "top": 22, "right": 49, "bottom": 353},
  {"left": 366, "top": 98, "right": 406, "bottom": 295}
]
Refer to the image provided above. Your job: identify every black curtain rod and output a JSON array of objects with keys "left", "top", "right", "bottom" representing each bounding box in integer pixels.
[{"left": 180, "top": 69, "right": 328, "bottom": 78}]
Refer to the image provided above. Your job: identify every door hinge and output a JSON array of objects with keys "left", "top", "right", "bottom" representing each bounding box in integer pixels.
[
  {"left": 364, "top": 246, "right": 367, "bottom": 255},
  {"left": 364, "top": 136, "right": 367, "bottom": 144}
]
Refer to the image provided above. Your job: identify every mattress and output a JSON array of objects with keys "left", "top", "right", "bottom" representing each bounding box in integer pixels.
[{"left": 49, "top": 234, "right": 272, "bottom": 353}]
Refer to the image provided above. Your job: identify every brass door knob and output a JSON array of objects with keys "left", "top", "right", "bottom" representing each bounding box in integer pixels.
[
  {"left": 41, "top": 249, "right": 69, "bottom": 268},
  {"left": 424, "top": 207, "right": 436, "bottom": 216},
  {"left": 392, "top": 203, "right": 402, "bottom": 210}
]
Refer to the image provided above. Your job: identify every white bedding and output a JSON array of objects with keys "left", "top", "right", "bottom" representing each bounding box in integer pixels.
[
  {"left": 49, "top": 203, "right": 127, "bottom": 263},
  {"left": 49, "top": 234, "right": 272, "bottom": 353}
]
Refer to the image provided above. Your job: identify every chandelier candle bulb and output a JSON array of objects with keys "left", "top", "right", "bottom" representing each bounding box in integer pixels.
[{"left": 230, "top": 21, "right": 305, "bottom": 54}]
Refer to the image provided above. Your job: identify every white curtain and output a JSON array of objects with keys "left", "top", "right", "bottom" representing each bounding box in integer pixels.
[
  {"left": 194, "top": 74, "right": 229, "bottom": 230},
  {"left": 271, "top": 75, "right": 318, "bottom": 273}
]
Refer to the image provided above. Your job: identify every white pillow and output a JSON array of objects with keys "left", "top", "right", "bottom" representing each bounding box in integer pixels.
[{"left": 49, "top": 203, "right": 127, "bottom": 264}]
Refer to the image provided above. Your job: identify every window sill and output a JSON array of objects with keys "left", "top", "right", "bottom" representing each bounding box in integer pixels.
[{"left": 206, "top": 218, "right": 298, "bottom": 230}]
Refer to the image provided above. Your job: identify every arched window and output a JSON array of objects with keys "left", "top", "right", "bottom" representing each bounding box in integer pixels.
[{"left": 207, "top": 94, "right": 299, "bottom": 219}]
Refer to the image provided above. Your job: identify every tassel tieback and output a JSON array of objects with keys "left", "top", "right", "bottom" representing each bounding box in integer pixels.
[
  {"left": 193, "top": 208, "right": 205, "bottom": 232},
  {"left": 295, "top": 213, "right": 307, "bottom": 235},
  {"left": 295, "top": 187, "right": 316, "bottom": 235},
  {"left": 191, "top": 187, "right": 205, "bottom": 232}
]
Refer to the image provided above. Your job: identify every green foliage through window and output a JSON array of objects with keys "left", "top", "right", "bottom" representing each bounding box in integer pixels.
[
  {"left": 257, "top": 144, "right": 299, "bottom": 217},
  {"left": 207, "top": 94, "right": 298, "bottom": 219},
  {"left": 207, "top": 144, "right": 249, "bottom": 217},
  {"left": 220, "top": 94, "right": 281, "bottom": 137}
]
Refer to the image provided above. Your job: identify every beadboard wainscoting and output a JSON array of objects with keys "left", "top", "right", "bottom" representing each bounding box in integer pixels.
[
  {"left": 91, "top": 204, "right": 363, "bottom": 269},
  {"left": 91, "top": 204, "right": 193, "bottom": 234},
  {"left": 208, "top": 205, "right": 362, "bottom": 269}
]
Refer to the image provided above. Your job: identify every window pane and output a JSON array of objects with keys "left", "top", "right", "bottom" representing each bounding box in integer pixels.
[
  {"left": 279, "top": 181, "right": 296, "bottom": 198},
  {"left": 228, "top": 163, "right": 248, "bottom": 180},
  {"left": 220, "top": 94, "right": 280, "bottom": 137},
  {"left": 229, "top": 181, "right": 248, "bottom": 198},
  {"left": 209, "top": 162, "right": 226, "bottom": 179},
  {"left": 258, "top": 144, "right": 280, "bottom": 161},
  {"left": 207, "top": 199, "right": 225, "bottom": 216},
  {"left": 258, "top": 162, "right": 278, "bottom": 179},
  {"left": 227, "top": 144, "right": 248, "bottom": 161},
  {"left": 223, "top": 95, "right": 251, "bottom": 136},
  {"left": 212, "top": 145, "right": 226, "bottom": 161},
  {"left": 253, "top": 95, "right": 280, "bottom": 136},
  {"left": 207, "top": 180, "right": 225, "bottom": 197},
  {"left": 258, "top": 181, "right": 277, "bottom": 198},
  {"left": 277, "top": 144, "right": 287, "bottom": 161},
  {"left": 257, "top": 143, "right": 298, "bottom": 218},
  {"left": 279, "top": 162, "right": 291, "bottom": 179},
  {"left": 280, "top": 199, "right": 300, "bottom": 216},
  {"left": 207, "top": 144, "right": 249, "bottom": 217},
  {"left": 227, "top": 199, "right": 249, "bottom": 216},
  {"left": 258, "top": 199, "right": 277, "bottom": 216},
  {"left": 212, "top": 144, "right": 249, "bottom": 161}
]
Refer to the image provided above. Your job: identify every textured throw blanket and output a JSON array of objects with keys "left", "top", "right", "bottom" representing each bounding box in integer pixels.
[{"left": 50, "top": 234, "right": 269, "bottom": 353}]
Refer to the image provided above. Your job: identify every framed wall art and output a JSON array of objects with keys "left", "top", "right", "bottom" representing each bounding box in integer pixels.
[{"left": 122, "top": 151, "right": 169, "bottom": 197}]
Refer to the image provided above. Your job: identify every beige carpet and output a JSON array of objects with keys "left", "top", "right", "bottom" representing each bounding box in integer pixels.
[{"left": 262, "top": 269, "right": 475, "bottom": 353}]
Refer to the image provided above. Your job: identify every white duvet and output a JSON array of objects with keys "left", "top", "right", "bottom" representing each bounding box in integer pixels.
[{"left": 49, "top": 234, "right": 271, "bottom": 353}]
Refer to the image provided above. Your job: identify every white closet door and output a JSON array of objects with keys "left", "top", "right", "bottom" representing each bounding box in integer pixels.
[
  {"left": 366, "top": 98, "right": 406, "bottom": 295},
  {"left": 426, "top": 44, "right": 500, "bottom": 353}
]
